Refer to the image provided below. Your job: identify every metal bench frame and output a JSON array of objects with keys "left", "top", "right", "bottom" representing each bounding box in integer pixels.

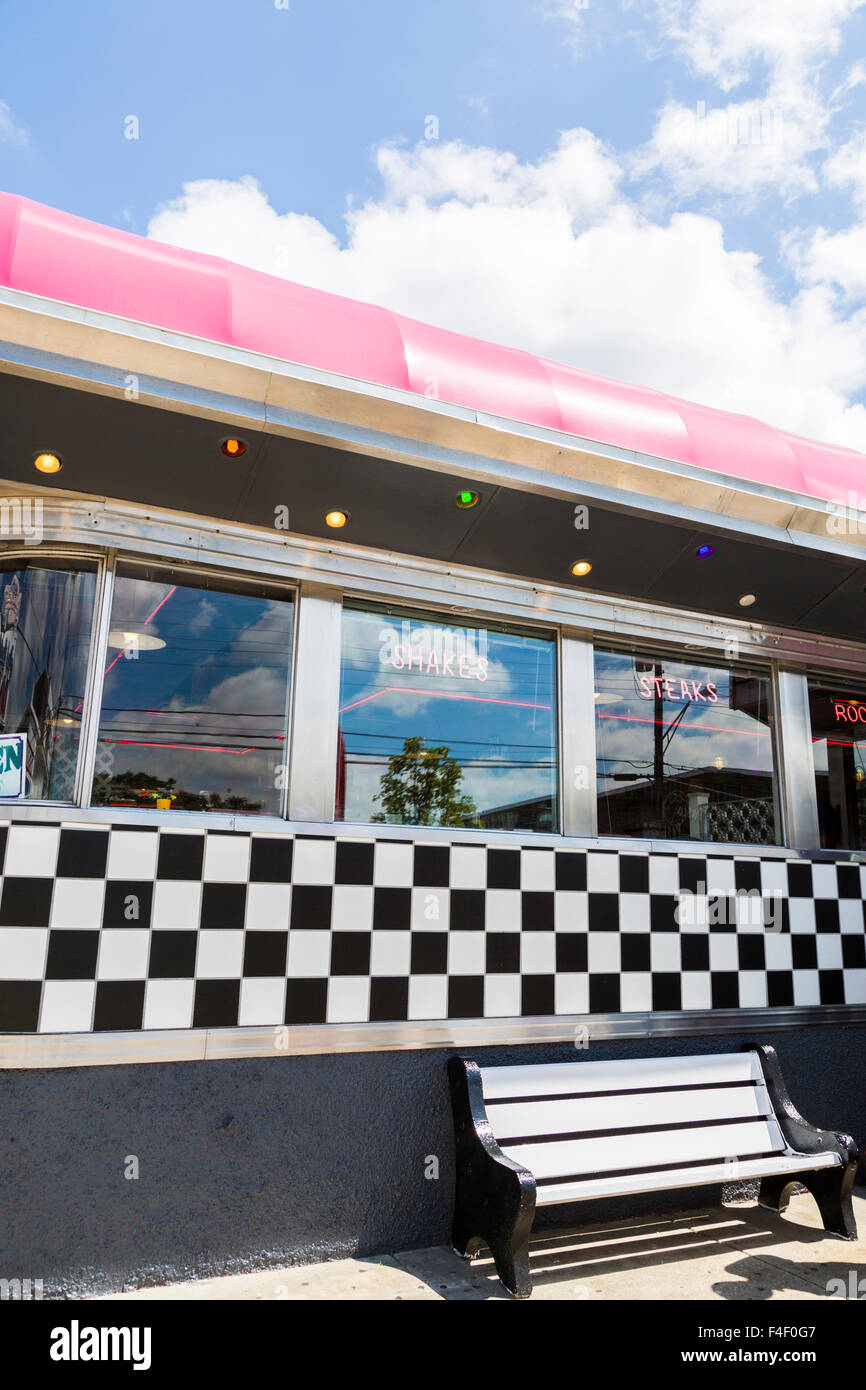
[{"left": 448, "top": 1045, "right": 860, "bottom": 1298}]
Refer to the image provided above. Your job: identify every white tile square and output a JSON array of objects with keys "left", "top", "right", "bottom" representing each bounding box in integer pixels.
[
  {"left": 151, "top": 881, "right": 202, "bottom": 930},
  {"left": 483, "top": 974, "right": 521, "bottom": 1018},
  {"left": 332, "top": 885, "right": 374, "bottom": 931},
  {"left": 448, "top": 933, "right": 486, "bottom": 975},
  {"left": 408, "top": 976, "right": 448, "bottom": 1020},
  {"left": 764, "top": 933, "right": 793, "bottom": 970},
  {"left": 411, "top": 887, "right": 448, "bottom": 931},
  {"left": 327, "top": 977, "right": 370, "bottom": 1023},
  {"left": 5, "top": 825, "right": 59, "bottom": 877},
  {"left": 738, "top": 972, "right": 768, "bottom": 1007},
  {"left": 370, "top": 931, "right": 411, "bottom": 976},
  {"left": 97, "top": 929, "right": 150, "bottom": 980},
  {"left": 449, "top": 846, "right": 486, "bottom": 889},
  {"left": 292, "top": 838, "right": 335, "bottom": 884},
  {"left": 485, "top": 889, "right": 521, "bottom": 931},
  {"left": 0, "top": 927, "right": 47, "bottom": 978},
  {"left": 648, "top": 856, "right": 679, "bottom": 893},
  {"left": 619, "top": 895, "right": 650, "bottom": 932},
  {"left": 812, "top": 864, "right": 838, "bottom": 898},
  {"left": 620, "top": 974, "right": 652, "bottom": 1012},
  {"left": 792, "top": 970, "right": 821, "bottom": 1005},
  {"left": 588, "top": 933, "right": 620, "bottom": 973},
  {"left": 286, "top": 930, "right": 331, "bottom": 977},
  {"left": 50, "top": 879, "right": 105, "bottom": 930},
  {"left": 203, "top": 834, "right": 250, "bottom": 882},
  {"left": 705, "top": 858, "right": 736, "bottom": 893},
  {"left": 106, "top": 830, "right": 159, "bottom": 880},
  {"left": 373, "top": 841, "right": 413, "bottom": 887},
  {"left": 238, "top": 978, "right": 286, "bottom": 1026},
  {"left": 843, "top": 969, "right": 866, "bottom": 1003},
  {"left": 650, "top": 935, "right": 681, "bottom": 972},
  {"left": 520, "top": 934, "right": 555, "bottom": 974},
  {"left": 680, "top": 972, "right": 712, "bottom": 1009},
  {"left": 816, "top": 935, "right": 843, "bottom": 970},
  {"left": 520, "top": 850, "right": 554, "bottom": 891},
  {"left": 196, "top": 930, "right": 245, "bottom": 978},
  {"left": 788, "top": 900, "right": 817, "bottom": 934},
  {"left": 554, "top": 891, "right": 588, "bottom": 932},
  {"left": 587, "top": 852, "right": 618, "bottom": 892},
  {"left": 39, "top": 981, "right": 95, "bottom": 1032},
  {"left": 839, "top": 900, "right": 864, "bottom": 933},
  {"left": 554, "top": 975, "right": 588, "bottom": 1014},
  {"left": 245, "top": 883, "right": 291, "bottom": 930},
  {"left": 143, "top": 979, "right": 195, "bottom": 1029},
  {"left": 760, "top": 861, "right": 789, "bottom": 896},
  {"left": 709, "top": 935, "right": 739, "bottom": 971}
]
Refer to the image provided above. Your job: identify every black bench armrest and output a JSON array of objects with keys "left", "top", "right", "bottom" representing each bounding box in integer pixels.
[{"left": 745, "top": 1043, "right": 860, "bottom": 1167}]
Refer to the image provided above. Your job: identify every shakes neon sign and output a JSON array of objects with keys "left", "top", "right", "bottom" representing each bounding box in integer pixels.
[
  {"left": 378, "top": 623, "right": 489, "bottom": 682},
  {"left": 637, "top": 674, "right": 719, "bottom": 703}
]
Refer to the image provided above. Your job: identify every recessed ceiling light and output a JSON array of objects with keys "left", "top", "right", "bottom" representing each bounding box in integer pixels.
[
  {"left": 34, "top": 452, "right": 62, "bottom": 474},
  {"left": 696, "top": 544, "right": 715, "bottom": 558},
  {"left": 455, "top": 490, "right": 479, "bottom": 509},
  {"left": 738, "top": 593, "right": 757, "bottom": 607},
  {"left": 325, "top": 510, "right": 349, "bottom": 528},
  {"left": 220, "top": 438, "right": 247, "bottom": 458},
  {"left": 571, "top": 561, "right": 592, "bottom": 577},
  {"left": 107, "top": 629, "right": 167, "bottom": 651}
]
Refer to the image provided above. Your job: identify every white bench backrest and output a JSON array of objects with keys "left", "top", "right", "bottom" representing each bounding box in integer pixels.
[{"left": 479, "top": 1052, "right": 786, "bottom": 1184}]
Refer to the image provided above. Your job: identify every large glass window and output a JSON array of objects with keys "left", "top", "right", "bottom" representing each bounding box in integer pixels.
[
  {"left": 0, "top": 556, "right": 98, "bottom": 801},
  {"left": 92, "top": 564, "right": 293, "bottom": 814},
  {"left": 594, "top": 646, "right": 778, "bottom": 843},
  {"left": 337, "top": 604, "right": 558, "bottom": 830},
  {"left": 808, "top": 676, "right": 866, "bottom": 851}
]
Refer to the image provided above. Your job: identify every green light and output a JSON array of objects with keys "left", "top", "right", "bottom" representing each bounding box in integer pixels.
[{"left": 455, "top": 489, "right": 479, "bottom": 509}]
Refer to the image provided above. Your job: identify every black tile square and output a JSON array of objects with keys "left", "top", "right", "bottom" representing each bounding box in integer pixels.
[
  {"left": 792, "top": 935, "right": 818, "bottom": 969},
  {"left": 450, "top": 889, "right": 485, "bottom": 930},
  {"left": 102, "top": 881, "right": 153, "bottom": 930},
  {"left": 815, "top": 900, "right": 840, "bottom": 934},
  {"left": 787, "top": 862, "right": 813, "bottom": 897},
  {"left": 620, "top": 855, "right": 650, "bottom": 893},
  {"left": 766, "top": 971, "right": 794, "bottom": 1007},
  {"left": 193, "top": 980, "right": 240, "bottom": 1028},
  {"left": 650, "top": 896, "right": 679, "bottom": 932},
  {"left": 290, "top": 885, "right": 333, "bottom": 930},
  {"left": 555, "top": 852, "right": 586, "bottom": 890},
  {"left": 708, "top": 895, "right": 736, "bottom": 931},
  {"left": 0, "top": 981, "right": 41, "bottom": 1031},
  {"left": 413, "top": 844, "right": 450, "bottom": 887},
  {"left": 0, "top": 825, "right": 7, "bottom": 872},
  {"left": 93, "top": 980, "right": 145, "bottom": 1031},
  {"left": 589, "top": 974, "right": 620, "bottom": 1012},
  {"left": 522, "top": 976, "right": 554, "bottom": 1016},
  {"left": 556, "top": 933, "right": 587, "bottom": 972},
  {"left": 485, "top": 933, "right": 520, "bottom": 973},
  {"left": 521, "top": 892, "right": 554, "bottom": 931},
  {"left": 56, "top": 829, "right": 109, "bottom": 878},
  {"left": 330, "top": 932, "right": 372, "bottom": 976},
  {"left": 201, "top": 883, "right": 247, "bottom": 930},
  {"left": 148, "top": 931, "right": 197, "bottom": 978},
  {"left": 588, "top": 893, "right": 619, "bottom": 931},
  {"left": 285, "top": 978, "right": 327, "bottom": 1025},
  {"left": 46, "top": 930, "right": 99, "bottom": 980},
  {"left": 0, "top": 877, "right": 53, "bottom": 927},
  {"left": 410, "top": 933, "right": 448, "bottom": 974},
  {"left": 372, "top": 887, "right": 411, "bottom": 930},
  {"left": 710, "top": 972, "right": 739, "bottom": 1008},
  {"left": 734, "top": 860, "right": 761, "bottom": 893},
  {"left": 156, "top": 834, "right": 205, "bottom": 880},
  {"left": 250, "top": 836, "right": 293, "bottom": 883},
  {"left": 678, "top": 857, "right": 707, "bottom": 893},
  {"left": 681, "top": 935, "right": 710, "bottom": 971},
  {"left": 651, "top": 973, "right": 681, "bottom": 1010},
  {"left": 448, "top": 976, "right": 484, "bottom": 1019},
  {"left": 487, "top": 848, "right": 520, "bottom": 889},
  {"left": 334, "top": 841, "right": 374, "bottom": 885},
  {"left": 369, "top": 977, "right": 408, "bottom": 1023},
  {"left": 620, "top": 934, "right": 651, "bottom": 971},
  {"left": 737, "top": 934, "right": 766, "bottom": 970},
  {"left": 818, "top": 969, "right": 844, "bottom": 1005},
  {"left": 842, "top": 935, "right": 866, "bottom": 968},
  {"left": 243, "top": 931, "right": 288, "bottom": 977},
  {"left": 836, "top": 864, "right": 860, "bottom": 899}
]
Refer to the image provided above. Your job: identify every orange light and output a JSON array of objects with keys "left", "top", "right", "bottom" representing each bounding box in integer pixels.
[
  {"left": 571, "top": 561, "right": 592, "bottom": 577},
  {"left": 325, "top": 510, "right": 349, "bottom": 528},
  {"left": 34, "top": 452, "right": 62, "bottom": 474},
  {"left": 220, "top": 438, "right": 247, "bottom": 457}
]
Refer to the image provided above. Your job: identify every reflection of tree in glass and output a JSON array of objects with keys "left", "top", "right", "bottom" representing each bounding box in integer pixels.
[{"left": 372, "top": 736, "right": 477, "bottom": 827}]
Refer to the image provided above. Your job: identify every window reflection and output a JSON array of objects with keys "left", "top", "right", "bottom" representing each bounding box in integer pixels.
[
  {"left": 594, "top": 647, "right": 778, "bottom": 843},
  {"left": 808, "top": 679, "right": 866, "bottom": 850},
  {"left": 337, "top": 604, "right": 558, "bottom": 830},
  {"left": 92, "top": 565, "right": 293, "bottom": 814},
  {"left": 0, "top": 559, "right": 97, "bottom": 801}
]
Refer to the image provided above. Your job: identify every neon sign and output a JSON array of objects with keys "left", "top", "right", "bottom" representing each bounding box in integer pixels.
[
  {"left": 637, "top": 675, "right": 718, "bottom": 703},
  {"left": 378, "top": 624, "right": 489, "bottom": 682},
  {"left": 833, "top": 700, "right": 866, "bottom": 724}
]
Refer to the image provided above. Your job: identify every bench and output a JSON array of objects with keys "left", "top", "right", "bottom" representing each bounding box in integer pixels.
[{"left": 448, "top": 1046, "right": 860, "bottom": 1298}]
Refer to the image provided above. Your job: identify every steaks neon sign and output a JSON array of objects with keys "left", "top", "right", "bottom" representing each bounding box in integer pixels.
[{"left": 637, "top": 675, "right": 719, "bottom": 703}]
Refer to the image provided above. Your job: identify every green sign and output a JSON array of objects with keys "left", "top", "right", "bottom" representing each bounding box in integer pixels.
[{"left": 0, "top": 735, "right": 26, "bottom": 798}]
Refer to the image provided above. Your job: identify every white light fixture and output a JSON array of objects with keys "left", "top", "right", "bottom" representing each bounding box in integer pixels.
[
  {"left": 738, "top": 593, "right": 757, "bottom": 607},
  {"left": 107, "top": 628, "right": 166, "bottom": 651}
]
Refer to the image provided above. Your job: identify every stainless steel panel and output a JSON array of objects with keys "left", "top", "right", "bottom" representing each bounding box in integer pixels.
[
  {"left": 774, "top": 668, "right": 822, "bottom": 850},
  {"left": 286, "top": 583, "right": 342, "bottom": 823}
]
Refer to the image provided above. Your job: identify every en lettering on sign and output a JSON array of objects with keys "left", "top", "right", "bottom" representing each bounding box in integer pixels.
[{"left": 0, "top": 734, "right": 26, "bottom": 798}]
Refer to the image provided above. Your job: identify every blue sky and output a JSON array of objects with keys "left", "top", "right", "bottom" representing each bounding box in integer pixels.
[{"left": 2, "top": 0, "right": 866, "bottom": 449}]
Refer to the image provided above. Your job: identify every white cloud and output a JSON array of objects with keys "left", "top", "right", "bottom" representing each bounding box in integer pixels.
[
  {"left": 147, "top": 132, "right": 866, "bottom": 452},
  {"left": 823, "top": 126, "right": 866, "bottom": 207},
  {"left": 0, "top": 100, "right": 27, "bottom": 146}
]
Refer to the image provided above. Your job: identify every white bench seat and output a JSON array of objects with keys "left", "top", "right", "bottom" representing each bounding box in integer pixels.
[{"left": 449, "top": 1045, "right": 859, "bottom": 1298}]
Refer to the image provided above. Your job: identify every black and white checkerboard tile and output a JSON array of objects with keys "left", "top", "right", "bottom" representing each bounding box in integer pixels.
[{"left": 0, "top": 821, "right": 864, "bottom": 1033}]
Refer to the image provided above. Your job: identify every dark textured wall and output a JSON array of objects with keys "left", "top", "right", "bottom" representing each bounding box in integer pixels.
[{"left": 1, "top": 1027, "right": 863, "bottom": 1298}]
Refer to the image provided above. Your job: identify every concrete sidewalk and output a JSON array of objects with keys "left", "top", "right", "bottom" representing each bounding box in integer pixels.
[{"left": 97, "top": 1188, "right": 866, "bottom": 1301}]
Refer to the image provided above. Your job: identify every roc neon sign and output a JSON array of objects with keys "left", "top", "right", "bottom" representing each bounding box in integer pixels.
[
  {"left": 637, "top": 675, "right": 719, "bottom": 703},
  {"left": 833, "top": 700, "right": 866, "bottom": 724}
]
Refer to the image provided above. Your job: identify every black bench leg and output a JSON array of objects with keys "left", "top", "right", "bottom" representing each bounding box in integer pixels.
[
  {"left": 758, "top": 1174, "right": 795, "bottom": 1216},
  {"left": 488, "top": 1226, "right": 533, "bottom": 1300},
  {"left": 799, "top": 1167, "right": 858, "bottom": 1241}
]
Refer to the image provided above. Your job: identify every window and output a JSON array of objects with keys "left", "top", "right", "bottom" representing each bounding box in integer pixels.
[
  {"left": 0, "top": 557, "right": 98, "bottom": 801},
  {"left": 92, "top": 564, "right": 293, "bottom": 814},
  {"left": 807, "top": 676, "right": 866, "bottom": 851},
  {"left": 337, "top": 603, "right": 558, "bottom": 830},
  {"left": 594, "top": 646, "right": 778, "bottom": 843}
]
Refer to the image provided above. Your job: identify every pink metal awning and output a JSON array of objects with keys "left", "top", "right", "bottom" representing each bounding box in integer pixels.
[{"left": 0, "top": 190, "right": 862, "bottom": 506}]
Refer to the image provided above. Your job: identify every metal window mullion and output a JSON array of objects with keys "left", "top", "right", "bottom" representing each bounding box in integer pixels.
[
  {"left": 559, "top": 629, "right": 598, "bottom": 838},
  {"left": 74, "top": 551, "right": 116, "bottom": 808},
  {"left": 286, "top": 583, "right": 343, "bottom": 823},
  {"left": 773, "top": 667, "right": 821, "bottom": 851}
]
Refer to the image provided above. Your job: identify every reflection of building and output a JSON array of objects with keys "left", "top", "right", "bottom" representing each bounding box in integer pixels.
[
  {"left": 480, "top": 795, "right": 556, "bottom": 832},
  {"left": 598, "top": 766, "right": 776, "bottom": 843}
]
